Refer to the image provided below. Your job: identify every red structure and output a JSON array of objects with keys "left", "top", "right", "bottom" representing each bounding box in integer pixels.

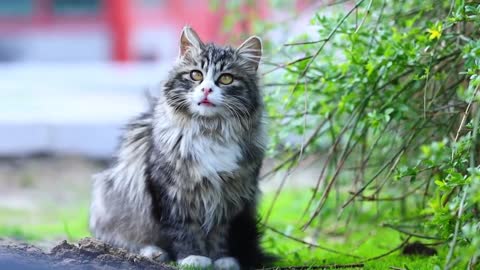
[
  {"left": 0, "top": 0, "right": 271, "bottom": 62},
  {"left": 107, "top": 0, "right": 132, "bottom": 62}
]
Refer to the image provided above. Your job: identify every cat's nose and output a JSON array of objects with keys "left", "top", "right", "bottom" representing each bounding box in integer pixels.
[{"left": 202, "top": 88, "right": 213, "bottom": 95}]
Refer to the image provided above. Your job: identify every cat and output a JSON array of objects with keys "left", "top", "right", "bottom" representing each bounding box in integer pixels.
[{"left": 89, "top": 26, "right": 271, "bottom": 270}]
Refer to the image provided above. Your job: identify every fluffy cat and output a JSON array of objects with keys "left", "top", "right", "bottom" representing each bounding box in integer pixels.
[{"left": 89, "top": 27, "right": 270, "bottom": 270}]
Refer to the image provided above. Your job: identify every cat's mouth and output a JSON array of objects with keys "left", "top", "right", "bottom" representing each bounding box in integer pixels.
[{"left": 198, "top": 99, "right": 215, "bottom": 107}]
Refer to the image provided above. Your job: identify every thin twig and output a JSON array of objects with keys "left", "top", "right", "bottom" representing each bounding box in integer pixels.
[
  {"left": 303, "top": 120, "right": 366, "bottom": 229},
  {"left": 361, "top": 236, "right": 412, "bottom": 263},
  {"left": 261, "top": 263, "right": 365, "bottom": 270},
  {"left": 445, "top": 187, "right": 469, "bottom": 269},
  {"left": 297, "top": 79, "right": 310, "bottom": 166},
  {"left": 299, "top": 92, "right": 374, "bottom": 224},
  {"left": 265, "top": 225, "right": 363, "bottom": 259},
  {"left": 342, "top": 119, "right": 424, "bottom": 208},
  {"left": 453, "top": 84, "right": 480, "bottom": 143},
  {"left": 262, "top": 55, "right": 313, "bottom": 75},
  {"left": 289, "top": 0, "right": 367, "bottom": 94},
  {"left": 284, "top": 39, "right": 329, "bottom": 47},
  {"left": 382, "top": 223, "right": 444, "bottom": 240},
  {"left": 260, "top": 116, "right": 331, "bottom": 180},
  {"left": 354, "top": 180, "right": 427, "bottom": 201},
  {"left": 354, "top": 0, "right": 372, "bottom": 33},
  {"left": 263, "top": 162, "right": 296, "bottom": 224}
]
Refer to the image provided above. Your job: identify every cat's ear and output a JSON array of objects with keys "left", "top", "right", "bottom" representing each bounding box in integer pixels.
[
  {"left": 180, "top": 26, "right": 204, "bottom": 57},
  {"left": 236, "top": 36, "right": 262, "bottom": 70}
]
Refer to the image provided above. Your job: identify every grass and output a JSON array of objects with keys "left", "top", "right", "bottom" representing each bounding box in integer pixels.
[
  {"left": 0, "top": 202, "right": 90, "bottom": 242},
  {"left": 259, "top": 190, "right": 447, "bottom": 269},
  {"left": 0, "top": 189, "right": 452, "bottom": 269}
]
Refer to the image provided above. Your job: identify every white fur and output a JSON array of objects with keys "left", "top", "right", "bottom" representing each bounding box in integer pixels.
[
  {"left": 178, "top": 255, "right": 212, "bottom": 268},
  {"left": 173, "top": 126, "right": 242, "bottom": 229},
  {"left": 183, "top": 136, "right": 241, "bottom": 181},
  {"left": 153, "top": 127, "right": 241, "bottom": 183},
  {"left": 189, "top": 65, "right": 225, "bottom": 117},
  {"left": 140, "top": 245, "right": 168, "bottom": 262},
  {"left": 214, "top": 257, "right": 240, "bottom": 270}
]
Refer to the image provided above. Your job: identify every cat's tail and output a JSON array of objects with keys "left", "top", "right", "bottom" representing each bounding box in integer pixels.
[
  {"left": 254, "top": 217, "right": 278, "bottom": 268},
  {"left": 228, "top": 211, "right": 277, "bottom": 270}
]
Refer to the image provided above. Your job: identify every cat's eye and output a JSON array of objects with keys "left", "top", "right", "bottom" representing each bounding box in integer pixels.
[
  {"left": 218, "top": 74, "right": 234, "bottom": 85},
  {"left": 190, "top": 70, "right": 203, "bottom": 81}
]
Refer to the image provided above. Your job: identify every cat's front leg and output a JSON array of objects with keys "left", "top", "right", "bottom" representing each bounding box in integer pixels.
[
  {"left": 165, "top": 223, "right": 212, "bottom": 268},
  {"left": 209, "top": 225, "right": 240, "bottom": 270}
]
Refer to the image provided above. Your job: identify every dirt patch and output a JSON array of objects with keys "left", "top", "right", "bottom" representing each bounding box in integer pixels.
[
  {"left": 402, "top": 241, "right": 437, "bottom": 256},
  {"left": 0, "top": 237, "right": 174, "bottom": 270}
]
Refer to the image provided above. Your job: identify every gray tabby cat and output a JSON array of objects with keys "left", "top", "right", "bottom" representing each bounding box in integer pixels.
[{"left": 89, "top": 27, "right": 271, "bottom": 270}]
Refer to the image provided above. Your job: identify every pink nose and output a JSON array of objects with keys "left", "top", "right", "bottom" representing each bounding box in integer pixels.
[{"left": 202, "top": 88, "right": 213, "bottom": 96}]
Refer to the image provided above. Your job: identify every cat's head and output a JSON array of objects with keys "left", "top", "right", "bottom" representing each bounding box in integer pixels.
[{"left": 163, "top": 26, "right": 262, "bottom": 119}]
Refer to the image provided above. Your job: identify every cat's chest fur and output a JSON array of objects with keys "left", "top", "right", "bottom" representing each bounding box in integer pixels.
[
  {"left": 152, "top": 119, "right": 254, "bottom": 228},
  {"left": 179, "top": 133, "right": 241, "bottom": 181},
  {"left": 154, "top": 117, "right": 244, "bottom": 184}
]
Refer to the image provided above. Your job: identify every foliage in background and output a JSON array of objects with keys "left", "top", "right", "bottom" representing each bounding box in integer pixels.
[{"left": 217, "top": 0, "right": 480, "bottom": 269}]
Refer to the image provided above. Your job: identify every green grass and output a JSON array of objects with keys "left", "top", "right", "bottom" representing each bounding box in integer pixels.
[
  {"left": 259, "top": 189, "right": 448, "bottom": 269},
  {"left": 0, "top": 201, "right": 90, "bottom": 242},
  {"left": 0, "top": 190, "right": 455, "bottom": 269}
]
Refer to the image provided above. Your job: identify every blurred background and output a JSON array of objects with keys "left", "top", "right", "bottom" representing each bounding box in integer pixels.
[
  {"left": 2, "top": 1, "right": 479, "bottom": 268},
  {"left": 0, "top": 0, "right": 330, "bottom": 244}
]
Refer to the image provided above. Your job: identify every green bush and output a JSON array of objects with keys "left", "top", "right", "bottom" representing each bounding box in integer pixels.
[
  {"left": 260, "top": 0, "right": 480, "bottom": 268},
  {"left": 216, "top": 0, "right": 479, "bottom": 268}
]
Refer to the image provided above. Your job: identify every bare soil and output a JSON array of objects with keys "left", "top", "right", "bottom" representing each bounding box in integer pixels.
[{"left": 0, "top": 237, "right": 174, "bottom": 270}]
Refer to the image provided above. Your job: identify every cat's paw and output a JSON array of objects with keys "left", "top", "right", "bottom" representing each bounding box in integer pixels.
[
  {"left": 139, "top": 245, "right": 169, "bottom": 262},
  {"left": 213, "top": 257, "right": 240, "bottom": 270},
  {"left": 178, "top": 255, "right": 212, "bottom": 269}
]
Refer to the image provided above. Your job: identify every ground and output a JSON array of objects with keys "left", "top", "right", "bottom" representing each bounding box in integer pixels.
[
  {"left": 0, "top": 237, "right": 173, "bottom": 270},
  {"left": 0, "top": 157, "right": 449, "bottom": 269}
]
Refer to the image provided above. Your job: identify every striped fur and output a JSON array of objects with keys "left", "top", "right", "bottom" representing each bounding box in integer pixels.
[{"left": 89, "top": 27, "right": 270, "bottom": 269}]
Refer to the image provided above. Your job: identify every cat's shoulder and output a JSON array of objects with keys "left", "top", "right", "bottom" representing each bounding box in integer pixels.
[{"left": 117, "top": 111, "right": 155, "bottom": 160}]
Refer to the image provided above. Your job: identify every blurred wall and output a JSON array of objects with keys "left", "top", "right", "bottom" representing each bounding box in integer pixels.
[
  {"left": 0, "top": 0, "right": 239, "bottom": 63},
  {"left": 0, "top": 0, "right": 318, "bottom": 158}
]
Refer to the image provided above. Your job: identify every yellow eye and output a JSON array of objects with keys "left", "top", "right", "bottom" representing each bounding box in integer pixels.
[
  {"left": 190, "top": 70, "right": 203, "bottom": 81},
  {"left": 219, "top": 74, "right": 234, "bottom": 85}
]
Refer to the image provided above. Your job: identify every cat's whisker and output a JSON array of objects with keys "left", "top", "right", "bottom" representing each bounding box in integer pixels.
[
  {"left": 223, "top": 102, "right": 242, "bottom": 123},
  {"left": 228, "top": 98, "right": 251, "bottom": 119}
]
